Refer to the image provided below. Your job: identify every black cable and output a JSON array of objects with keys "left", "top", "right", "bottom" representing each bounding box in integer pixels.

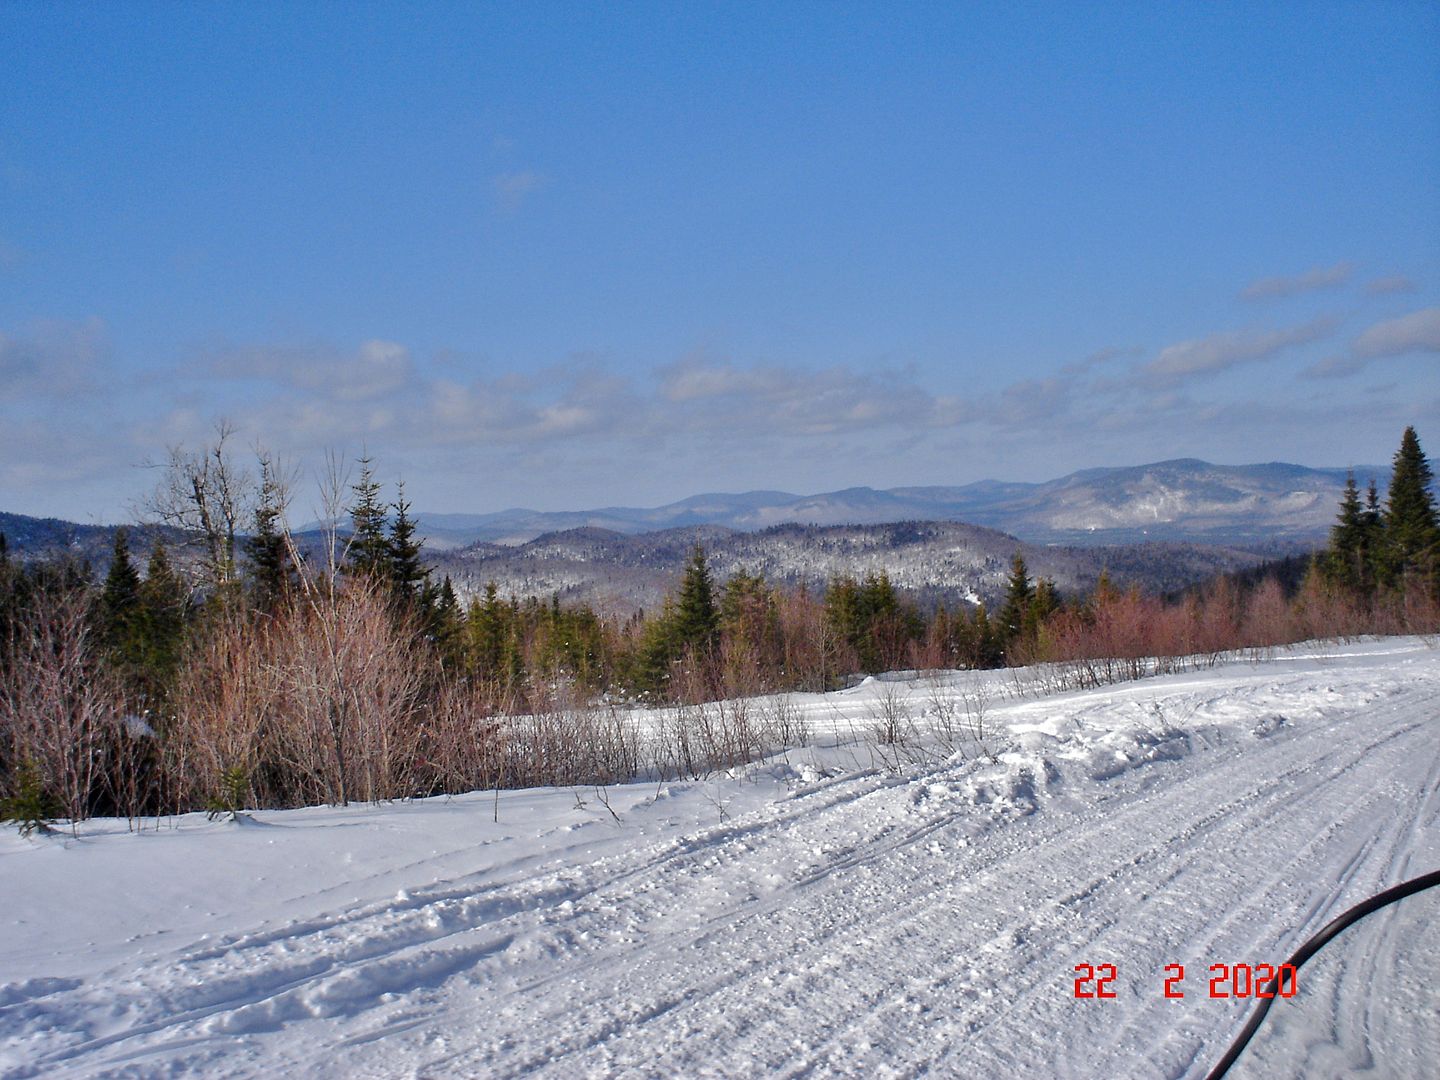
[{"left": 1205, "top": 867, "right": 1440, "bottom": 1080}]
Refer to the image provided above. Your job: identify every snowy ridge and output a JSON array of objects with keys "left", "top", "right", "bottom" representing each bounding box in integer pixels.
[
  {"left": 438, "top": 520, "right": 1265, "bottom": 612},
  {"left": 2, "top": 639, "right": 1437, "bottom": 1078}
]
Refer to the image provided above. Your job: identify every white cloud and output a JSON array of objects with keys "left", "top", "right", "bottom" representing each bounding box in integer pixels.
[
  {"left": 656, "top": 358, "right": 948, "bottom": 436},
  {"left": 1239, "top": 261, "right": 1352, "bottom": 301},
  {"left": 1352, "top": 307, "right": 1440, "bottom": 358},
  {"left": 210, "top": 339, "right": 416, "bottom": 402},
  {"left": 1145, "top": 317, "right": 1335, "bottom": 380}
]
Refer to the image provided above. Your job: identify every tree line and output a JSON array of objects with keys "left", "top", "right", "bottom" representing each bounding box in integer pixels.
[{"left": 2, "top": 426, "right": 1437, "bottom": 828}]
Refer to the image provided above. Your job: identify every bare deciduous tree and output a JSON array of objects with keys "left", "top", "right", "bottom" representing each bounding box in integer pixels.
[{"left": 142, "top": 421, "right": 252, "bottom": 589}]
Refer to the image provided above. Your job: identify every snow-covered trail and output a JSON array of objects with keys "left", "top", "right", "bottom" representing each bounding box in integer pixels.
[{"left": 2, "top": 640, "right": 1437, "bottom": 1079}]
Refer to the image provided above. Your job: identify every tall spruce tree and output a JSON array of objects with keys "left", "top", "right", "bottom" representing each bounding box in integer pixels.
[
  {"left": 1325, "top": 473, "right": 1373, "bottom": 591},
  {"left": 388, "top": 484, "right": 429, "bottom": 603},
  {"left": 246, "top": 461, "right": 297, "bottom": 611},
  {"left": 98, "top": 528, "right": 165, "bottom": 706},
  {"left": 1024, "top": 577, "right": 1060, "bottom": 645},
  {"left": 998, "top": 552, "right": 1034, "bottom": 645},
  {"left": 672, "top": 544, "right": 720, "bottom": 654},
  {"left": 139, "top": 541, "right": 188, "bottom": 704},
  {"left": 345, "top": 455, "right": 390, "bottom": 581},
  {"left": 823, "top": 576, "right": 863, "bottom": 662},
  {"left": 1381, "top": 426, "right": 1439, "bottom": 589},
  {"left": 430, "top": 576, "right": 465, "bottom": 668},
  {"left": 468, "top": 581, "right": 508, "bottom": 676},
  {"left": 99, "top": 528, "right": 144, "bottom": 656}
]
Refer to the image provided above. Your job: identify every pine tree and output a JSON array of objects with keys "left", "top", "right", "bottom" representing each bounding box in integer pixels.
[
  {"left": 1025, "top": 578, "right": 1060, "bottom": 646},
  {"left": 345, "top": 455, "right": 390, "bottom": 581},
  {"left": 636, "top": 597, "right": 682, "bottom": 694},
  {"left": 430, "top": 576, "right": 465, "bottom": 669},
  {"left": 502, "top": 618, "right": 526, "bottom": 690},
  {"left": 857, "top": 572, "right": 905, "bottom": 672},
  {"left": 138, "top": 541, "right": 188, "bottom": 707},
  {"left": 468, "top": 582, "right": 507, "bottom": 676},
  {"left": 823, "top": 576, "right": 864, "bottom": 669},
  {"left": 388, "top": 483, "right": 429, "bottom": 602},
  {"left": 970, "top": 603, "right": 1001, "bottom": 668},
  {"left": 671, "top": 544, "right": 719, "bottom": 654},
  {"left": 245, "top": 461, "right": 297, "bottom": 611},
  {"left": 998, "top": 552, "right": 1034, "bottom": 645},
  {"left": 720, "top": 570, "right": 781, "bottom": 676},
  {"left": 99, "top": 528, "right": 145, "bottom": 662},
  {"left": 1322, "top": 472, "right": 1382, "bottom": 593},
  {"left": 1, "top": 759, "right": 59, "bottom": 837},
  {"left": 1381, "top": 426, "right": 1439, "bottom": 590},
  {"left": 101, "top": 528, "right": 142, "bottom": 624}
]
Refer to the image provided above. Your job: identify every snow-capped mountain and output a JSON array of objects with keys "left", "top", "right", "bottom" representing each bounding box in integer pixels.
[{"left": 410, "top": 459, "right": 1374, "bottom": 549}]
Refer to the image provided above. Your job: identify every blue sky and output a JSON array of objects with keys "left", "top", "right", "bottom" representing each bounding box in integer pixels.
[{"left": 2, "top": 1, "right": 1438, "bottom": 523}]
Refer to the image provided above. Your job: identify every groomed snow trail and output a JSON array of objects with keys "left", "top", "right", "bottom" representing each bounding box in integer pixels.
[{"left": 2, "top": 640, "right": 1437, "bottom": 1079}]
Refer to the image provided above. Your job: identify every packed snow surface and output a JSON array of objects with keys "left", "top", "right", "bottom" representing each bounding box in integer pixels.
[{"left": 3, "top": 639, "right": 1438, "bottom": 1079}]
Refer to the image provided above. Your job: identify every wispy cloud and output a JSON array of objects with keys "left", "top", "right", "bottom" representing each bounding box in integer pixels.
[
  {"left": 656, "top": 357, "right": 958, "bottom": 436},
  {"left": 206, "top": 339, "right": 417, "bottom": 402},
  {"left": 1301, "top": 307, "right": 1440, "bottom": 379},
  {"left": 493, "top": 170, "right": 549, "bottom": 213},
  {"left": 0, "top": 317, "right": 108, "bottom": 398},
  {"left": 1059, "top": 345, "right": 1139, "bottom": 378},
  {"left": 1239, "top": 261, "right": 1352, "bottom": 301},
  {"left": 1365, "top": 274, "right": 1416, "bottom": 296},
  {"left": 1301, "top": 355, "right": 1364, "bottom": 380},
  {"left": 1352, "top": 307, "right": 1440, "bottom": 358},
  {"left": 1145, "top": 317, "right": 1336, "bottom": 381}
]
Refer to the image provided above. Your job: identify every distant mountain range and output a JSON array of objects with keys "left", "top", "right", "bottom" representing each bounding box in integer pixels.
[
  {"left": 406, "top": 458, "right": 1375, "bottom": 549},
  {"left": 5, "top": 457, "right": 1388, "bottom": 613},
  {"left": 429, "top": 521, "right": 1274, "bottom": 615}
]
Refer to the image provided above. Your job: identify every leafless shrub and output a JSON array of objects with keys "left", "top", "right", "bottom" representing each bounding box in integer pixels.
[
  {"left": 503, "top": 685, "right": 641, "bottom": 789},
  {"left": 757, "top": 693, "right": 810, "bottom": 749},
  {"left": 167, "top": 580, "right": 434, "bottom": 809},
  {"left": 0, "top": 584, "right": 127, "bottom": 827},
  {"left": 869, "top": 679, "right": 915, "bottom": 748}
]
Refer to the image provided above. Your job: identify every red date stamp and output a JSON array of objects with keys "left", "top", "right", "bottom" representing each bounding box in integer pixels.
[{"left": 1073, "top": 962, "right": 1297, "bottom": 999}]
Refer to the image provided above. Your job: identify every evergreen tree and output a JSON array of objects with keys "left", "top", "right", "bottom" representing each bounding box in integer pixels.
[
  {"left": 823, "top": 576, "right": 864, "bottom": 668},
  {"left": 857, "top": 572, "right": 908, "bottom": 671},
  {"left": 99, "top": 528, "right": 145, "bottom": 662},
  {"left": 671, "top": 545, "right": 720, "bottom": 654},
  {"left": 1326, "top": 473, "right": 1366, "bottom": 585},
  {"left": 998, "top": 552, "right": 1034, "bottom": 645},
  {"left": 502, "top": 615, "right": 527, "bottom": 690},
  {"left": 1024, "top": 577, "right": 1060, "bottom": 645},
  {"left": 430, "top": 576, "right": 465, "bottom": 669},
  {"left": 388, "top": 483, "right": 429, "bottom": 602},
  {"left": 1322, "top": 473, "right": 1384, "bottom": 593},
  {"left": 635, "top": 597, "right": 682, "bottom": 694},
  {"left": 1381, "top": 426, "right": 1439, "bottom": 589},
  {"left": 245, "top": 461, "right": 297, "bottom": 611},
  {"left": 467, "top": 582, "right": 507, "bottom": 676},
  {"left": 139, "top": 541, "right": 188, "bottom": 703},
  {"left": 344, "top": 455, "right": 390, "bottom": 581},
  {"left": 720, "top": 570, "right": 781, "bottom": 675},
  {"left": 969, "top": 603, "right": 1001, "bottom": 668}
]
